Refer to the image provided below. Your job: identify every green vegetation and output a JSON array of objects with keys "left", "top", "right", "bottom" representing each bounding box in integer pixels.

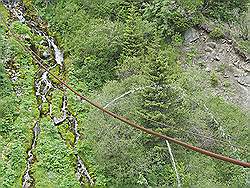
[
  {"left": 209, "top": 27, "right": 224, "bottom": 39},
  {"left": 0, "top": 0, "right": 249, "bottom": 187},
  {"left": 202, "top": 0, "right": 249, "bottom": 22},
  {"left": 210, "top": 71, "right": 219, "bottom": 87},
  {"left": 0, "top": 20, "right": 36, "bottom": 187}
]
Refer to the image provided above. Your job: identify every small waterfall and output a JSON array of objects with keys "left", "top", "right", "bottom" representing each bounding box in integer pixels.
[
  {"left": 3, "top": 1, "right": 94, "bottom": 186},
  {"left": 22, "top": 122, "right": 40, "bottom": 188},
  {"left": 52, "top": 95, "right": 94, "bottom": 186},
  {"left": 53, "top": 95, "right": 67, "bottom": 125}
]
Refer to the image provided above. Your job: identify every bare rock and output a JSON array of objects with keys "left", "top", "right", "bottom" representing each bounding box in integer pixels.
[
  {"left": 215, "top": 56, "right": 220, "bottom": 61},
  {"left": 42, "top": 51, "right": 50, "bottom": 59},
  {"left": 205, "top": 67, "right": 211, "bottom": 72},
  {"left": 237, "top": 76, "right": 250, "bottom": 87},
  {"left": 219, "top": 49, "right": 224, "bottom": 53},
  {"left": 207, "top": 42, "right": 217, "bottom": 49},
  {"left": 184, "top": 28, "right": 199, "bottom": 43},
  {"left": 233, "top": 60, "right": 240, "bottom": 68},
  {"left": 199, "top": 24, "right": 212, "bottom": 33},
  {"left": 242, "top": 63, "right": 250, "bottom": 72},
  {"left": 205, "top": 46, "right": 213, "bottom": 53}
]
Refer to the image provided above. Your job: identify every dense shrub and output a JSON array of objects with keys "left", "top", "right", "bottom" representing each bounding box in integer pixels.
[{"left": 202, "top": 0, "right": 249, "bottom": 22}]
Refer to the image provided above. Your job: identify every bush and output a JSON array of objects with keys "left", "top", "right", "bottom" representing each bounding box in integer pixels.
[
  {"left": 209, "top": 27, "right": 224, "bottom": 39},
  {"left": 143, "top": 0, "right": 202, "bottom": 40},
  {"left": 202, "top": 0, "right": 248, "bottom": 22},
  {"left": 210, "top": 71, "right": 219, "bottom": 87}
]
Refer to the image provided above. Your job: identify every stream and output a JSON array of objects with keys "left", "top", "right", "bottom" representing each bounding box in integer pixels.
[{"left": 2, "top": 0, "right": 94, "bottom": 187}]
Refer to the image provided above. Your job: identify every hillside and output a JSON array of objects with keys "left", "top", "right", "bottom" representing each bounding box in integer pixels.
[{"left": 0, "top": 0, "right": 249, "bottom": 187}]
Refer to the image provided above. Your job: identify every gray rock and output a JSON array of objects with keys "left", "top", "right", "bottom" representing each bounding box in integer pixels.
[
  {"left": 237, "top": 76, "right": 250, "bottom": 87},
  {"left": 246, "top": 56, "right": 250, "bottom": 63},
  {"left": 202, "top": 36, "right": 207, "bottom": 41},
  {"left": 207, "top": 42, "right": 217, "bottom": 49},
  {"left": 219, "top": 49, "right": 224, "bottom": 53},
  {"left": 205, "top": 46, "right": 213, "bottom": 53},
  {"left": 184, "top": 28, "right": 199, "bottom": 43},
  {"left": 199, "top": 24, "right": 212, "bottom": 33},
  {"left": 221, "top": 39, "right": 227, "bottom": 44},
  {"left": 215, "top": 56, "right": 220, "bottom": 61},
  {"left": 233, "top": 60, "right": 240, "bottom": 67},
  {"left": 242, "top": 63, "right": 250, "bottom": 72},
  {"left": 42, "top": 51, "right": 50, "bottom": 59},
  {"left": 227, "top": 39, "right": 233, "bottom": 44},
  {"left": 205, "top": 67, "right": 211, "bottom": 72}
]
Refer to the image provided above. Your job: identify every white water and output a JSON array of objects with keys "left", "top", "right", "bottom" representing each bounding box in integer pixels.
[
  {"left": 53, "top": 95, "right": 67, "bottom": 125},
  {"left": 22, "top": 122, "right": 40, "bottom": 188},
  {"left": 4, "top": 1, "right": 94, "bottom": 186}
]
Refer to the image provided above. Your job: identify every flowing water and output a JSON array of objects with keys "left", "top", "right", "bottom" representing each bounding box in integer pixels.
[
  {"left": 2, "top": 1, "right": 94, "bottom": 187},
  {"left": 22, "top": 122, "right": 40, "bottom": 188}
]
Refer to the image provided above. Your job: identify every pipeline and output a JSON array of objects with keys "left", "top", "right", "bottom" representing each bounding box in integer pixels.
[{"left": 5, "top": 24, "right": 250, "bottom": 168}]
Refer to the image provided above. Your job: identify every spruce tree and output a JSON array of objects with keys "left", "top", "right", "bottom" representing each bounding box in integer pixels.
[
  {"left": 121, "top": 4, "right": 143, "bottom": 58},
  {"left": 140, "top": 48, "right": 188, "bottom": 130}
]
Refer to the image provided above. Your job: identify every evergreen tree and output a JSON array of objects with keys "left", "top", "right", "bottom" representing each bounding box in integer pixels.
[
  {"left": 140, "top": 48, "right": 189, "bottom": 130},
  {"left": 121, "top": 3, "right": 143, "bottom": 58}
]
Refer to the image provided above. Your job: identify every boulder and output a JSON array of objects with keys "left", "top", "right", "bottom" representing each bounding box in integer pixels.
[
  {"left": 184, "top": 28, "right": 199, "bottom": 43},
  {"left": 42, "top": 51, "right": 50, "bottom": 59},
  {"left": 207, "top": 42, "right": 217, "bottom": 49},
  {"left": 205, "top": 46, "right": 213, "bottom": 53}
]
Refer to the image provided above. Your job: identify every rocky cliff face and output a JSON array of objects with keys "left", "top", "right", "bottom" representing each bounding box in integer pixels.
[{"left": 184, "top": 27, "right": 249, "bottom": 110}]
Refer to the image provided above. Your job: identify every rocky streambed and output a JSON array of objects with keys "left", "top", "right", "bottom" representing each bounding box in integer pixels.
[{"left": 2, "top": 1, "right": 94, "bottom": 187}]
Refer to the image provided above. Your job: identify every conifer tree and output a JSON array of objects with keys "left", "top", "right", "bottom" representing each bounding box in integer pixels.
[
  {"left": 140, "top": 48, "right": 188, "bottom": 130},
  {"left": 120, "top": 2, "right": 143, "bottom": 58}
]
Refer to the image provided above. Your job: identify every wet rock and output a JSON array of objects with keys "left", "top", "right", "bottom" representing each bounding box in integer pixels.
[{"left": 184, "top": 28, "right": 199, "bottom": 43}]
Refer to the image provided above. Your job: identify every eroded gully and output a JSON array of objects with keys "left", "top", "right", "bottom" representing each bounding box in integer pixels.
[{"left": 2, "top": 1, "right": 94, "bottom": 187}]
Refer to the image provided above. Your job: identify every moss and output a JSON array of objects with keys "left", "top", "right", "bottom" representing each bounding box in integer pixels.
[
  {"left": 210, "top": 71, "right": 219, "bottom": 87},
  {"left": 0, "top": 4, "right": 9, "bottom": 22},
  {"left": 239, "top": 40, "right": 250, "bottom": 54},
  {"left": 49, "top": 65, "right": 61, "bottom": 84},
  {"left": 209, "top": 27, "right": 224, "bottom": 39},
  {"left": 51, "top": 90, "right": 64, "bottom": 115}
]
